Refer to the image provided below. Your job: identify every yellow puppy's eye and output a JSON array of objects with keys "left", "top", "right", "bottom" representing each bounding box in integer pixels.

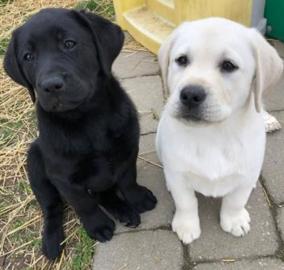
[
  {"left": 220, "top": 60, "right": 238, "bottom": 73},
  {"left": 175, "top": 55, "right": 189, "bottom": 66}
]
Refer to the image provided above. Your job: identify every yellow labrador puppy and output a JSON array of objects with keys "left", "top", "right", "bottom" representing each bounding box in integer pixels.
[{"left": 156, "top": 17, "right": 283, "bottom": 244}]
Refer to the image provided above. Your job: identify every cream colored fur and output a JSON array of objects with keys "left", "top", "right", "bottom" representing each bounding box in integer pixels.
[{"left": 156, "top": 17, "right": 283, "bottom": 243}]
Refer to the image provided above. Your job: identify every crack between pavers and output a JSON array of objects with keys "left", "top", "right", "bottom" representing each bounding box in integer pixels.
[
  {"left": 118, "top": 72, "right": 161, "bottom": 80},
  {"left": 114, "top": 225, "right": 172, "bottom": 236},
  {"left": 192, "top": 253, "right": 277, "bottom": 266},
  {"left": 182, "top": 244, "right": 195, "bottom": 270},
  {"left": 138, "top": 157, "right": 163, "bottom": 169},
  {"left": 140, "top": 131, "right": 156, "bottom": 136},
  {"left": 259, "top": 175, "right": 284, "bottom": 261}
]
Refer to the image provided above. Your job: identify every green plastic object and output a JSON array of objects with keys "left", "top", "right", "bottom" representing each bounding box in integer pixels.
[{"left": 265, "top": 0, "right": 284, "bottom": 41}]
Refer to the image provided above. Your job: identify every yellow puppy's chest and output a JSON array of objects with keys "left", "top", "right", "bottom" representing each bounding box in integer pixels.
[{"left": 186, "top": 170, "right": 246, "bottom": 197}]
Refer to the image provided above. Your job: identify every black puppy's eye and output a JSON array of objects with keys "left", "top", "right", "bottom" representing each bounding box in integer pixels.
[
  {"left": 23, "top": 53, "right": 33, "bottom": 62},
  {"left": 175, "top": 55, "right": 189, "bottom": 66},
  {"left": 220, "top": 60, "right": 238, "bottom": 73},
  {"left": 64, "top": 40, "right": 76, "bottom": 49}
]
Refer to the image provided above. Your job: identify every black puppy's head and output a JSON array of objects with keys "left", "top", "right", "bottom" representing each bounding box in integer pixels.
[{"left": 4, "top": 8, "right": 124, "bottom": 112}]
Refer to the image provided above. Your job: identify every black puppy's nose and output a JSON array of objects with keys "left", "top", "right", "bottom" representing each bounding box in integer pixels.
[
  {"left": 180, "top": 85, "right": 207, "bottom": 107},
  {"left": 41, "top": 77, "right": 65, "bottom": 93}
]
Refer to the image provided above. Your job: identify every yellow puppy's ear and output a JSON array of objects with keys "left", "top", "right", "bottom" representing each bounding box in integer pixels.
[
  {"left": 158, "top": 30, "right": 177, "bottom": 96},
  {"left": 250, "top": 29, "right": 283, "bottom": 112}
]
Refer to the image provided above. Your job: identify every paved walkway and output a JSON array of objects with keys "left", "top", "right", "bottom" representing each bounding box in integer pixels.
[{"left": 92, "top": 42, "right": 284, "bottom": 270}]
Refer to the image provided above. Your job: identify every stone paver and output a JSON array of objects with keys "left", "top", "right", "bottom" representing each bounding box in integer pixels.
[
  {"left": 92, "top": 230, "right": 183, "bottom": 270},
  {"left": 271, "top": 40, "right": 284, "bottom": 59},
  {"left": 139, "top": 151, "right": 161, "bottom": 166},
  {"left": 189, "top": 183, "right": 278, "bottom": 261},
  {"left": 265, "top": 75, "right": 284, "bottom": 111},
  {"left": 277, "top": 207, "right": 284, "bottom": 241},
  {"left": 139, "top": 111, "right": 159, "bottom": 135},
  {"left": 139, "top": 133, "right": 156, "bottom": 154},
  {"left": 194, "top": 258, "right": 284, "bottom": 270},
  {"left": 121, "top": 75, "right": 164, "bottom": 115},
  {"left": 259, "top": 39, "right": 284, "bottom": 111},
  {"left": 121, "top": 76, "right": 164, "bottom": 136},
  {"left": 262, "top": 111, "right": 284, "bottom": 204},
  {"left": 139, "top": 133, "right": 161, "bottom": 164},
  {"left": 113, "top": 51, "right": 159, "bottom": 79}
]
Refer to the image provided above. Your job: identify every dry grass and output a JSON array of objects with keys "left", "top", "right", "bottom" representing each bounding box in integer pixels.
[
  {"left": 0, "top": 0, "right": 77, "bottom": 47},
  {"left": 76, "top": 0, "right": 114, "bottom": 19},
  {"left": 0, "top": 1, "right": 118, "bottom": 269}
]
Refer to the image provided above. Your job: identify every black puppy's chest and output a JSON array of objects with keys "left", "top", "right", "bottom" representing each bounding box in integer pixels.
[
  {"left": 38, "top": 113, "right": 113, "bottom": 179},
  {"left": 39, "top": 108, "right": 110, "bottom": 152}
]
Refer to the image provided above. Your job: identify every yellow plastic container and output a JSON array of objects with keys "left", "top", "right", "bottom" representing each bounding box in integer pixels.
[{"left": 113, "top": 0, "right": 265, "bottom": 54}]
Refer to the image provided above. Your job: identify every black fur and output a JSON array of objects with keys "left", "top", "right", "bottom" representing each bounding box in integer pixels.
[{"left": 4, "top": 8, "right": 157, "bottom": 260}]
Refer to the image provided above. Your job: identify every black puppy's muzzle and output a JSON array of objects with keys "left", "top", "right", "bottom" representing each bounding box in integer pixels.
[
  {"left": 179, "top": 85, "right": 207, "bottom": 121},
  {"left": 39, "top": 76, "right": 65, "bottom": 93},
  {"left": 36, "top": 74, "right": 79, "bottom": 112}
]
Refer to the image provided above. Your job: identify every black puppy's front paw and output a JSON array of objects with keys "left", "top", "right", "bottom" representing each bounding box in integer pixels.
[
  {"left": 84, "top": 216, "right": 115, "bottom": 242},
  {"left": 128, "top": 186, "right": 157, "bottom": 214},
  {"left": 104, "top": 200, "right": 141, "bottom": 228},
  {"left": 42, "top": 228, "right": 65, "bottom": 260}
]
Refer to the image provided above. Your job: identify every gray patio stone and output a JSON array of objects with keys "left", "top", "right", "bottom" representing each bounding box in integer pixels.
[
  {"left": 113, "top": 51, "right": 159, "bottom": 79},
  {"left": 194, "top": 258, "right": 284, "bottom": 270},
  {"left": 139, "top": 111, "right": 159, "bottom": 135},
  {"left": 139, "top": 133, "right": 156, "bottom": 155},
  {"left": 121, "top": 75, "right": 164, "bottom": 117},
  {"left": 277, "top": 207, "right": 284, "bottom": 241},
  {"left": 92, "top": 230, "right": 183, "bottom": 270},
  {"left": 264, "top": 74, "right": 284, "bottom": 111},
  {"left": 262, "top": 111, "right": 284, "bottom": 204},
  {"left": 271, "top": 39, "right": 284, "bottom": 59}
]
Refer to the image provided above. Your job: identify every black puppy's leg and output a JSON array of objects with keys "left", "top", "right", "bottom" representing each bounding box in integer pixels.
[
  {"left": 27, "top": 142, "right": 64, "bottom": 260},
  {"left": 73, "top": 157, "right": 114, "bottom": 192},
  {"left": 60, "top": 188, "right": 115, "bottom": 242},
  {"left": 117, "top": 154, "right": 157, "bottom": 214},
  {"left": 100, "top": 186, "right": 141, "bottom": 227}
]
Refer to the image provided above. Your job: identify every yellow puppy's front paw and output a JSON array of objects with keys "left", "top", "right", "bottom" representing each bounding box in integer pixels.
[
  {"left": 172, "top": 212, "right": 201, "bottom": 244},
  {"left": 221, "top": 208, "right": 251, "bottom": 237}
]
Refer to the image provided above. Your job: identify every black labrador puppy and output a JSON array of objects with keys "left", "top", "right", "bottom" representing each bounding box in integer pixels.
[{"left": 4, "top": 8, "right": 157, "bottom": 260}]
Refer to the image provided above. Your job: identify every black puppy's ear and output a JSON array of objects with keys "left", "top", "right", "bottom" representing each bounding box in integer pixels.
[
  {"left": 72, "top": 10, "right": 124, "bottom": 76},
  {"left": 4, "top": 31, "right": 35, "bottom": 102}
]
